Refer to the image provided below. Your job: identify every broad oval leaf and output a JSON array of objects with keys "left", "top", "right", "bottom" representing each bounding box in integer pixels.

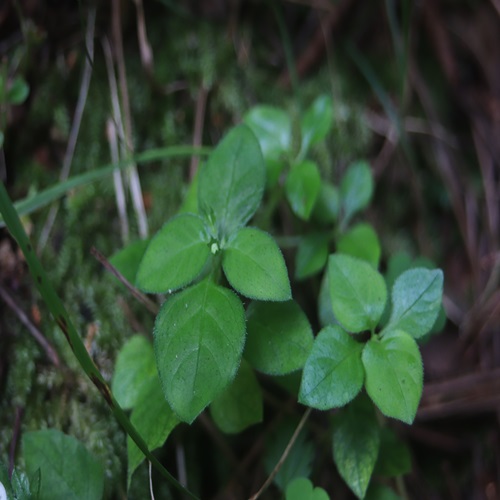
[
  {"left": 299, "top": 325, "right": 364, "bottom": 410},
  {"left": 340, "top": 161, "right": 373, "bottom": 227},
  {"left": 243, "top": 106, "right": 291, "bottom": 160},
  {"left": 312, "top": 182, "right": 340, "bottom": 226},
  {"left": 295, "top": 233, "right": 329, "bottom": 280},
  {"left": 337, "top": 223, "right": 381, "bottom": 268},
  {"left": 300, "top": 94, "right": 333, "bottom": 156},
  {"left": 243, "top": 106, "right": 290, "bottom": 187},
  {"left": 387, "top": 268, "right": 443, "bottom": 339},
  {"left": 210, "top": 359, "right": 263, "bottom": 434},
  {"left": 127, "top": 376, "right": 179, "bottom": 485},
  {"left": 285, "top": 160, "right": 321, "bottom": 220},
  {"left": 154, "top": 280, "right": 246, "bottom": 423},
  {"left": 198, "top": 124, "right": 266, "bottom": 236},
  {"left": 285, "top": 478, "right": 330, "bottom": 500},
  {"left": 111, "top": 335, "right": 157, "bottom": 410},
  {"left": 332, "top": 396, "right": 381, "bottom": 499},
  {"left": 23, "top": 429, "right": 104, "bottom": 500},
  {"left": 136, "top": 213, "right": 211, "bottom": 293},
  {"left": 245, "top": 301, "right": 314, "bottom": 375},
  {"left": 328, "top": 254, "right": 387, "bottom": 333},
  {"left": 223, "top": 227, "right": 291, "bottom": 301},
  {"left": 362, "top": 330, "right": 423, "bottom": 424}
]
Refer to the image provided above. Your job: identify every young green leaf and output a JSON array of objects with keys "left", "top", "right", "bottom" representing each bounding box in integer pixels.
[
  {"left": 362, "top": 330, "right": 423, "bottom": 424},
  {"left": 285, "top": 160, "right": 321, "bottom": 220},
  {"left": 127, "top": 376, "right": 179, "bottom": 485},
  {"left": 7, "top": 76, "right": 30, "bottom": 104},
  {"left": 243, "top": 106, "right": 291, "bottom": 158},
  {"left": 332, "top": 396, "right": 381, "bottom": 499},
  {"left": 337, "top": 223, "right": 381, "bottom": 268},
  {"left": 245, "top": 301, "right": 314, "bottom": 375},
  {"left": 243, "top": 105, "right": 291, "bottom": 185},
  {"left": 299, "top": 325, "right": 364, "bottom": 410},
  {"left": 340, "top": 161, "right": 373, "bottom": 227},
  {"left": 386, "top": 268, "right": 443, "bottom": 339},
  {"left": 210, "top": 359, "right": 263, "bottom": 434},
  {"left": 295, "top": 233, "right": 329, "bottom": 280},
  {"left": 109, "top": 238, "right": 150, "bottom": 284},
  {"left": 111, "top": 335, "right": 157, "bottom": 410},
  {"left": 198, "top": 124, "right": 266, "bottom": 236},
  {"left": 300, "top": 94, "right": 333, "bottom": 156},
  {"left": 23, "top": 429, "right": 104, "bottom": 500},
  {"left": 136, "top": 213, "right": 211, "bottom": 293},
  {"left": 312, "top": 183, "right": 340, "bottom": 225},
  {"left": 223, "top": 227, "right": 291, "bottom": 301},
  {"left": 154, "top": 280, "right": 246, "bottom": 423},
  {"left": 285, "top": 478, "right": 330, "bottom": 500},
  {"left": 328, "top": 254, "right": 387, "bottom": 333}
]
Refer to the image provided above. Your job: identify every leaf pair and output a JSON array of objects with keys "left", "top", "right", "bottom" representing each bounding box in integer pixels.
[
  {"left": 136, "top": 125, "right": 290, "bottom": 302},
  {"left": 244, "top": 95, "right": 333, "bottom": 220},
  {"left": 135, "top": 125, "right": 292, "bottom": 424},
  {"left": 300, "top": 254, "right": 443, "bottom": 424}
]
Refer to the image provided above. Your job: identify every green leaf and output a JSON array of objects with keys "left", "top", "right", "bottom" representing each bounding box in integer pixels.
[
  {"left": 332, "top": 396, "right": 381, "bottom": 499},
  {"left": 285, "top": 478, "right": 330, "bottom": 500},
  {"left": 244, "top": 106, "right": 291, "bottom": 158},
  {"left": 109, "top": 239, "right": 150, "bottom": 287},
  {"left": 318, "top": 272, "right": 336, "bottom": 328},
  {"left": 340, "top": 161, "right": 373, "bottom": 227},
  {"left": 373, "top": 427, "right": 412, "bottom": 477},
  {"left": 285, "top": 160, "right": 321, "bottom": 220},
  {"left": 300, "top": 95, "right": 333, "bottom": 156},
  {"left": 299, "top": 325, "right": 364, "bottom": 410},
  {"left": 245, "top": 301, "right": 314, "bottom": 375},
  {"left": 136, "top": 213, "right": 211, "bottom": 293},
  {"left": 7, "top": 77, "right": 30, "bottom": 104},
  {"left": 210, "top": 359, "right": 263, "bottom": 433},
  {"left": 295, "top": 233, "right": 329, "bottom": 280},
  {"left": 362, "top": 330, "right": 423, "bottom": 424},
  {"left": 243, "top": 106, "right": 291, "bottom": 186},
  {"left": 178, "top": 170, "right": 199, "bottom": 214},
  {"left": 198, "top": 124, "right": 266, "bottom": 236},
  {"left": 111, "top": 335, "right": 157, "bottom": 410},
  {"left": 154, "top": 280, "right": 246, "bottom": 423},
  {"left": 337, "top": 223, "right": 381, "bottom": 268},
  {"left": 312, "top": 183, "right": 340, "bottom": 225},
  {"left": 386, "top": 268, "right": 443, "bottom": 339},
  {"left": 127, "top": 376, "right": 179, "bottom": 485},
  {"left": 264, "top": 420, "right": 314, "bottom": 491},
  {"left": 23, "top": 429, "right": 104, "bottom": 500},
  {"left": 328, "top": 254, "right": 387, "bottom": 333},
  {"left": 223, "top": 227, "right": 291, "bottom": 301}
]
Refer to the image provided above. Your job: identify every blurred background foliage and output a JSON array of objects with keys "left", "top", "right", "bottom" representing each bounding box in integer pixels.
[{"left": 1, "top": 0, "right": 499, "bottom": 498}]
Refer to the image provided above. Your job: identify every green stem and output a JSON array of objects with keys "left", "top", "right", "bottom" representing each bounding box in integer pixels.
[{"left": 0, "top": 180, "right": 199, "bottom": 499}]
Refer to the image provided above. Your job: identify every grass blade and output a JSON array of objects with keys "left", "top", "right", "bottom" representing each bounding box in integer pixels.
[
  {"left": 0, "top": 179, "right": 199, "bottom": 499},
  {"left": 0, "top": 145, "right": 211, "bottom": 228}
]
